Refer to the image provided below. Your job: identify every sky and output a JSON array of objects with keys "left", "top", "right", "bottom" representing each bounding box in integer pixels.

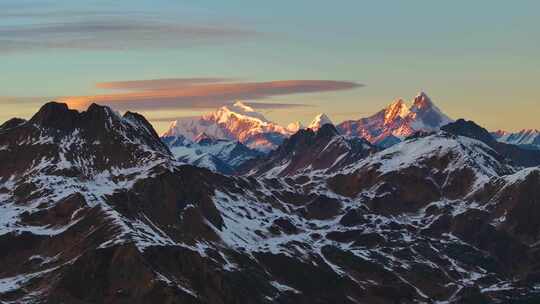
[{"left": 1, "top": 0, "right": 539, "bottom": 133}]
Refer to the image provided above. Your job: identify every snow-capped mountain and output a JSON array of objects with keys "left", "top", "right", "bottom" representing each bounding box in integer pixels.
[
  {"left": 162, "top": 134, "right": 262, "bottom": 174},
  {"left": 337, "top": 92, "right": 453, "bottom": 146},
  {"left": 307, "top": 113, "right": 333, "bottom": 131},
  {"left": 3, "top": 101, "right": 540, "bottom": 303},
  {"left": 492, "top": 129, "right": 540, "bottom": 150},
  {"left": 161, "top": 92, "right": 450, "bottom": 152},
  {"left": 162, "top": 101, "right": 293, "bottom": 151}
]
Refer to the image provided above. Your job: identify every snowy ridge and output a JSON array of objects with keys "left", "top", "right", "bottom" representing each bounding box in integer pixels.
[
  {"left": 492, "top": 129, "right": 540, "bottom": 149},
  {"left": 343, "top": 132, "right": 508, "bottom": 177}
]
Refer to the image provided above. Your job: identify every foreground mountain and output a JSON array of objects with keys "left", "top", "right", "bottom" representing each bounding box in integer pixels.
[
  {"left": 337, "top": 92, "right": 453, "bottom": 146},
  {"left": 442, "top": 119, "right": 540, "bottom": 168},
  {"left": 492, "top": 129, "right": 540, "bottom": 150},
  {"left": 162, "top": 134, "right": 262, "bottom": 175},
  {"left": 162, "top": 101, "right": 292, "bottom": 152},
  {"left": 2, "top": 102, "right": 540, "bottom": 303},
  {"left": 243, "top": 124, "right": 378, "bottom": 177}
]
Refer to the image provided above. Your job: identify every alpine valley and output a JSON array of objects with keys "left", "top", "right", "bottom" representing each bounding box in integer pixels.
[{"left": 2, "top": 92, "right": 540, "bottom": 304}]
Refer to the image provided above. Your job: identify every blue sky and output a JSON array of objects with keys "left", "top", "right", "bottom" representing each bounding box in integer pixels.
[{"left": 1, "top": 0, "right": 539, "bottom": 132}]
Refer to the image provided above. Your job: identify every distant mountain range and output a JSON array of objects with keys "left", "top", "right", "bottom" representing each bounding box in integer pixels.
[
  {"left": 162, "top": 92, "right": 538, "bottom": 174},
  {"left": 162, "top": 133, "right": 262, "bottom": 175},
  {"left": 492, "top": 129, "right": 540, "bottom": 150},
  {"left": 162, "top": 93, "right": 457, "bottom": 152}
]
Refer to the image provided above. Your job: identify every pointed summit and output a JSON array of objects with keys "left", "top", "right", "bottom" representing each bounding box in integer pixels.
[
  {"left": 408, "top": 92, "right": 452, "bottom": 130},
  {"left": 337, "top": 91, "right": 453, "bottom": 146},
  {"left": 308, "top": 113, "right": 333, "bottom": 131},
  {"left": 410, "top": 91, "right": 435, "bottom": 111}
]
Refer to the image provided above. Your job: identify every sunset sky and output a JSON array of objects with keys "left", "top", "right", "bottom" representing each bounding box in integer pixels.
[{"left": 1, "top": 0, "right": 539, "bottom": 133}]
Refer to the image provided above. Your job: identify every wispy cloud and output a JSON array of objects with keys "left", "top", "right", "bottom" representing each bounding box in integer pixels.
[
  {"left": 0, "top": 2, "right": 260, "bottom": 54},
  {"left": 60, "top": 79, "right": 363, "bottom": 111},
  {"left": 0, "top": 20, "right": 258, "bottom": 53}
]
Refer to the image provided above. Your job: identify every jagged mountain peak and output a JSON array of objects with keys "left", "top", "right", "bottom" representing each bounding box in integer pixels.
[
  {"left": 308, "top": 113, "right": 333, "bottom": 131},
  {"left": 27, "top": 102, "right": 171, "bottom": 160},
  {"left": 408, "top": 92, "right": 452, "bottom": 129},
  {"left": 0, "top": 102, "right": 174, "bottom": 198},
  {"left": 411, "top": 91, "right": 433, "bottom": 108},
  {"left": 29, "top": 101, "right": 79, "bottom": 130},
  {"left": 409, "top": 91, "right": 440, "bottom": 113},
  {"left": 337, "top": 92, "right": 453, "bottom": 146},
  {"left": 29, "top": 101, "right": 124, "bottom": 132},
  {"left": 383, "top": 98, "right": 409, "bottom": 125}
]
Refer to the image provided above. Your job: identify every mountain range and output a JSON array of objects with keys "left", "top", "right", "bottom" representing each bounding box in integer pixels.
[
  {"left": 162, "top": 133, "right": 262, "bottom": 175},
  {"left": 492, "top": 129, "right": 540, "bottom": 150},
  {"left": 162, "top": 93, "right": 456, "bottom": 152},
  {"left": 163, "top": 92, "right": 538, "bottom": 174},
  {"left": 1, "top": 99, "right": 540, "bottom": 303}
]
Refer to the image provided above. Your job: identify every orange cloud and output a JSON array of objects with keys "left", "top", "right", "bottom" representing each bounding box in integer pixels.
[{"left": 60, "top": 79, "right": 363, "bottom": 111}]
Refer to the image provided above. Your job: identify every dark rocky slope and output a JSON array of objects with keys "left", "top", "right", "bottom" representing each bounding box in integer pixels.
[{"left": 1, "top": 103, "right": 540, "bottom": 303}]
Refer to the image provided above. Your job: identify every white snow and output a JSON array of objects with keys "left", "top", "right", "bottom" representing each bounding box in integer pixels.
[
  {"left": 493, "top": 129, "right": 540, "bottom": 147},
  {"left": 161, "top": 102, "right": 292, "bottom": 151},
  {"left": 308, "top": 113, "right": 333, "bottom": 131},
  {"left": 270, "top": 280, "right": 301, "bottom": 294},
  {"left": 340, "top": 133, "right": 507, "bottom": 194}
]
